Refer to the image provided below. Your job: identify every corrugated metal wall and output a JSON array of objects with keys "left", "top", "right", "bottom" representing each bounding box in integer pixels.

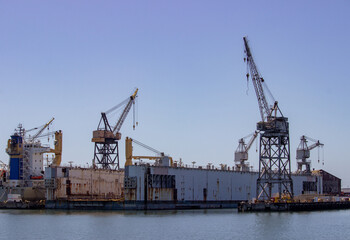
[{"left": 125, "top": 165, "right": 319, "bottom": 202}]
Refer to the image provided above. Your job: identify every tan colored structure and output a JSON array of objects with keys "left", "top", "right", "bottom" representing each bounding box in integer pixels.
[{"left": 45, "top": 166, "right": 124, "bottom": 201}]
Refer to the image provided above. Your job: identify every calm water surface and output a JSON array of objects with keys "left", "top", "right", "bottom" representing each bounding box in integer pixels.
[{"left": 0, "top": 208, "right": 349, "bottom": 240}]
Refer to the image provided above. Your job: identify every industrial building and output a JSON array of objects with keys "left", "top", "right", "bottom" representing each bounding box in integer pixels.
[{"left": 312, "top": 170, "right": 341, "bottom": 195}]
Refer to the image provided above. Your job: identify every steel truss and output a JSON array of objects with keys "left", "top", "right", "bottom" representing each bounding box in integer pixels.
[
  {"left": 257, "top": 131, "right": 293, "bottom": 201},
  {"left": 93, "top": 141, "right": 119, "bottom": 170}
]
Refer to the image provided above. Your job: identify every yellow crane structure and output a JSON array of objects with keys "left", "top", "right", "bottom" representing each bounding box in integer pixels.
[
  {"left": 125, "top": 137, "right": 173, "bottom": 167},
  {"left": 44, "top": 130, "right": 63, "bottom": 166}
]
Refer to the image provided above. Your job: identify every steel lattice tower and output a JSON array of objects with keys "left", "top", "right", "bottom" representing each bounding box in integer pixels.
[
  {"left": 256, "top": 117, "right": 293, "bottom": 200},
  {"left": 243, "top": 37, "right": 293, "bottom": 201},
  {"left": 93, "top": 136, "right": 119, "bottom": 170}
]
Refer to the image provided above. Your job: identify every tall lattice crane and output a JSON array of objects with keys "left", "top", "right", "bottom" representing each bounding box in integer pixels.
[
  {"left": 296, "top": 135, "right": 324, "bottom": 173},
  {"left": 234, "top": 131, "right": 259, "bottom": 171},
  {"left": 92, "top": 89, "right": 138, "bottom": 170},
  {"left": 243, "top": 37, "right": 293, "bottom": 201}
]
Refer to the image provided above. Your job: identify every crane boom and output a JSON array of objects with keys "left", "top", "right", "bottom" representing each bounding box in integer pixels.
[
  {"left": 29, "top": 118, "right": 55, "bottom": 141},
  {"left": 245, "top": 131, "right": 259, "bottom": 152},
  {"left": 308, "top": 141, "right": 324, "bottom": 151},
  {"left": 125, "top": 137, "right": 172, "bottom": 167},
  {"left": 243, "top": 37, "right": 271, "bottom": 122},
  {"left": 113, "top": 88, "right": 138, "bottom": 134},
  {"left": 130, "top": 138, "right": 162, "bottom": 155}
]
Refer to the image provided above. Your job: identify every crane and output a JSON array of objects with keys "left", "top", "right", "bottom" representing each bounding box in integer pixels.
[
  {"left": 41, "top": 130, "right": 63, "bottom": 166},
  {"left": 234, "top": 131, "right": 259, "bottom": 171},
  {"left": 125, "top": 137, "right": 173, "bottom": 167},
  {"left": 296, "top": 135, "right": 324, "bottom": 173},
  {"left": 243, "top": 37, "right": 293, "bottom": 201},
  {"left": 92, "top": 89, "right": 138, "bottom": 170},
  {"left": 26, "top": 129, "right": 63, "bottom": 166},
  {"left": 26, "top": 118, "right": 55, "bottom": 143}
]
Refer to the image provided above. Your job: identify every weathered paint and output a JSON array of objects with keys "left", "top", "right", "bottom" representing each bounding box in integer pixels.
[{"left": 45, "top": 166, "right": 124, "bottom": 200}]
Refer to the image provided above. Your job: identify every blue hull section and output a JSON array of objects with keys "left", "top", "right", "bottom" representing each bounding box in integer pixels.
[{"left": 9, "top": 158, "right": 20, "bottom": 180}]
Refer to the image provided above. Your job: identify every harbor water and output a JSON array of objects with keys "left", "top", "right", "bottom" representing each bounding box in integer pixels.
[{"left": 0, "top": 209, "right": 349, "bottom": 240}]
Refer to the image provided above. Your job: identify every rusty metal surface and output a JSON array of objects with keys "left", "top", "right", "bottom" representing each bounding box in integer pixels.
[
  {"left": 45, "top": 167, "right": 124, "bottom": 200},
  {"left": 148, "top": 188, "right": 174, "bottom": 201},
  {"left": 46, "top": 165, "right": 322, "bottom": 203}
]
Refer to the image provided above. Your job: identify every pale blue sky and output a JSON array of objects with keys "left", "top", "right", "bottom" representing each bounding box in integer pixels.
[{"left": 1, "top": 1, "right": 350, "bottom": 185}]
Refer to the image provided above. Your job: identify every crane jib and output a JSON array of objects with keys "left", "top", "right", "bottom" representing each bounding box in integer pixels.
[
  {"left": 243, "top": 37, "right": 274, "bottom": 122},
  {"left": 113, "top": 99, "right": 134, "bottom": 134}
]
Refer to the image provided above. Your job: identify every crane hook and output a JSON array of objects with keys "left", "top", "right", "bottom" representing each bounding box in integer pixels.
[{"left": 246, "top": 73, "right": 250, "bottom": 95}]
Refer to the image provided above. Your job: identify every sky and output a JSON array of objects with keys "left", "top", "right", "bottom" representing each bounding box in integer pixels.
[{"left": 1, "top": 1, "right": 350, "bottom": 185}]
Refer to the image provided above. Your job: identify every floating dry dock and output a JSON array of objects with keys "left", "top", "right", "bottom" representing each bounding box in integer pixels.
[
  {"left": 238, "top": 201, "right": 350, "bottom": 212},
  {"left": 43, "top": 164, "right": 336, "bottom": 210}
]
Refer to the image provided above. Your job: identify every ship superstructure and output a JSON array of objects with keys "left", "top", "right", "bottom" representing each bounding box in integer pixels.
[{"left": 1, "top": 119, "right": 62, "bottom": 202}]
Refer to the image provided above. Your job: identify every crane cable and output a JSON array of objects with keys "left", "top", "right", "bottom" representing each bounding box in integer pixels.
[
  {"left": 105, "top": 98, "right": 129, "bottom": 115},
  {"left": 131, "top": 138, "right": 161, "bottom": 155},
  {"left": 246, "top": 58, "right": 250, "bottom": 95},
  {"left": 136, "top": 96, "right": 139, "bottom": 127}
]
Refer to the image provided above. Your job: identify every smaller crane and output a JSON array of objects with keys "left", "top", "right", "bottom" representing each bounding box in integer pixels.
[
  {"left": 26, "top": 118, "right": 55, "bottom": 143},
  {"left": 92, "top": 89, "right": 138, "bottom": 170},
  {"left": 41, "top": 130, "right": 63, "bottom": 166},
  {"left": 125, "top": 137, "right": 173, "bottom": 167},
  {"left": 296, "top": 135, "right": 324, "bottom": 173},
  {"left": 234, "top": 131, "right": 259, "bottom": 171}
]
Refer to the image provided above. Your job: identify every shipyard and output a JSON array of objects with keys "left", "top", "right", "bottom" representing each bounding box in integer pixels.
[
  {"left": 2, "top": 2, "right": 350, "bottom": 240},
  {"left": 0, "top": 37, "right": 346, "bottom": 212}
]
